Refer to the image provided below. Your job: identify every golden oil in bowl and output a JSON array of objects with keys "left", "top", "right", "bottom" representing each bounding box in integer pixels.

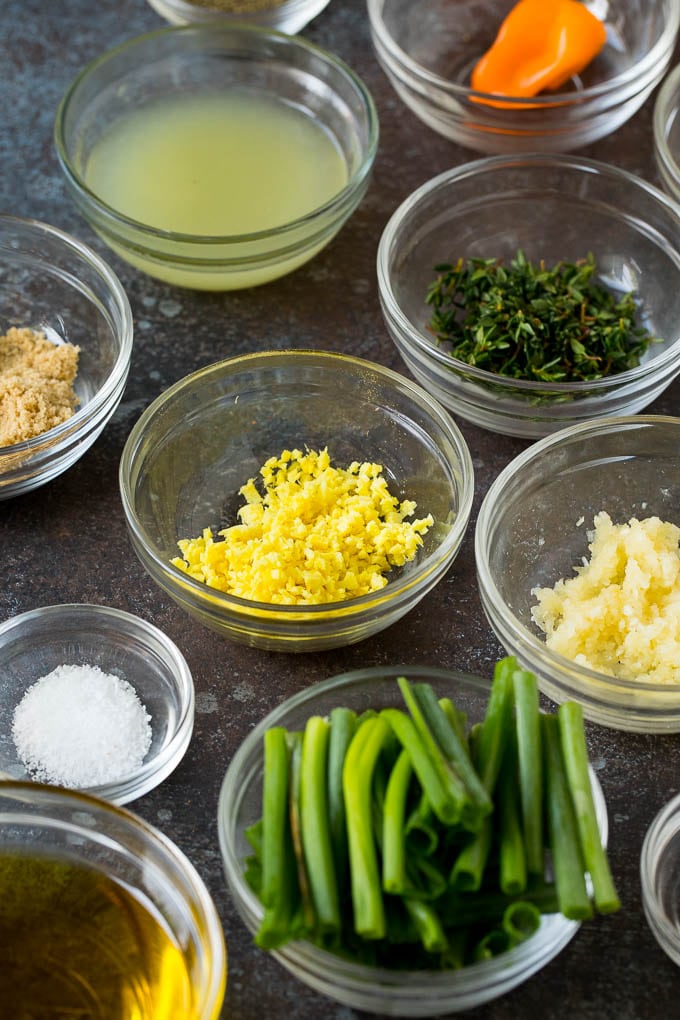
[{"left": 1, "top": 851, "right": 194, "bottom": 1017}]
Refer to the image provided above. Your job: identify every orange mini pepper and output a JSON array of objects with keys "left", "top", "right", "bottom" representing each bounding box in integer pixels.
[{"left": 471, "top": 0, "right": 607, "bottom": 100}]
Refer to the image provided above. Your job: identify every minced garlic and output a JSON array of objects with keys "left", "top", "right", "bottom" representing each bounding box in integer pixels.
[
  {"left": 531, "top": 511, "right": 680, "bottom": 685},
  {"left": 172, "top": 447, "right": 434, "bottom": 605}
]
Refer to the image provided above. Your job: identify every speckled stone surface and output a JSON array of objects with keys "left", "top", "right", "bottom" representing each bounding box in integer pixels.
[{"left": 2, "top": 1, "right": 680, "bottom": 1017}]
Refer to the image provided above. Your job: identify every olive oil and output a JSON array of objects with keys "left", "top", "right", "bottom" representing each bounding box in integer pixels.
[
  {"left": 84, "top": 91, "right": 349, "bottom": 288},
  {"left": 0, "top": 850, "right": 195, "bottom": 1018}
]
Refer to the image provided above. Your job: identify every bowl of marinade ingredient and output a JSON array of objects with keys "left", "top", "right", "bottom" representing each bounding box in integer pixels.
[
  {"left": 0, "top": 215, "right": 133, "bottom": 498},
  {"left": 218, "top": 660, "right": 618, "bottom": 1015},
  {"left": 145, "top": 0, "right": 331, "bottom": 35},
  {"left": 0, "top": 783, "right": 226, "bottom": 1019},
  {"left": 367, "top": 0, "right": 679, "bottom": 153},
  {"left": 377, "top": 154, "right": 680, "bottom": 439},
  {"left": 119, "top": 349, "right": 474, "bottom": 652},
  {"left": 54, "top": 23, "right": 378, "bottom": 291},
  {"left": 476, "top": 415, "right": 680, "bottom": 732}
]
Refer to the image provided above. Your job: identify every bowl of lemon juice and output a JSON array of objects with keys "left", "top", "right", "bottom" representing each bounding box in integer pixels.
[{"left": 55, "top": 25, "right": 378, "bottom": 290}]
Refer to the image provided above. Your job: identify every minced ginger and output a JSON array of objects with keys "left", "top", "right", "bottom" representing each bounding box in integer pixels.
[
  {"left": 172, "top": 447, "right": 434, "bottom": 605},
  {"left": 0, "top": 327, "right": 80, "bottom": 446},
  {"left": 531, "top": 511, "right": 680, "bottom": 684}
]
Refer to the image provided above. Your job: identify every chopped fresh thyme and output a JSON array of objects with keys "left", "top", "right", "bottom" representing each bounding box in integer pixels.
[{"left": 425, "top": 250, "right": 659, "bottom": 382}]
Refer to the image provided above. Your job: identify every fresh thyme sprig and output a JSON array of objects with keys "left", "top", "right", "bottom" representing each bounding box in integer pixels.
[{"left": 425, "top": 250, "right": 659, "bottom": 382}]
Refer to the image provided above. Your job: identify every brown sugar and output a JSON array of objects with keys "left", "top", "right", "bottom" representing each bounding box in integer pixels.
[{"left": 0, "top": 327, "right": 80, "bottom": 447}]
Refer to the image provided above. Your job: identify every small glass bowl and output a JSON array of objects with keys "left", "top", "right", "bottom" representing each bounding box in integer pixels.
[
  {"left": 367, "top": 0, "right": 680, "bottom": 153},
  {"left": 217, "top": 665, "right": 609, "bottom": 1016},
  {"left": 641, "top": 792, "right": 680, "bottom": 968},
  {"left": 0, "top": 603, "right": 195, "bottom": 804},
  {"left": 0, "top": 783, "right": 226, "bottom": 1017},
  {"left": 54, "top": 24, "right": 378, "bottom": 291},
  {"left": 377, "top": 154, "right": 680, "bottom": 438},
  {"left": 146, "top": 0, "right": 331, "bottom": 34},
  {"left": 0, "top": 215, "right": 133, "bottom": 499},
  {"left": 475, "top": 415, "right": 680, "bottom": 733},
  {"left": 119, "top": 349, "right": 474, "bottom": 653},
  {"left": 654, "top": 62, "right": 680, "bottom": 205}
]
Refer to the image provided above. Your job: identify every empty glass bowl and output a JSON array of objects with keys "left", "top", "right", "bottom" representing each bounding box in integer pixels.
[
  {"left": 367, "top": 0, "right": 680, "bottom": 153},
  {"left": 119, "top": 350, "right": 474, "bottom": 652},
  {"left": 475, "top": 415, "right": 680, "bottom": 732},
  {"left": 377, "top": 154, "right": 680, "bottom": 438},
  {"left": 0, "top": 603, "right": 195, "bottom": 804},
  {"left": 54, "top": 24, "right": 378, "bottom": 290},
  {"left": 0, "top": 215, "right": 133, "bottom": 498}
]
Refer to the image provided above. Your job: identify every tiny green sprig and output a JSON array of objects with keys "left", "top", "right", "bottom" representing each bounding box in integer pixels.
[{"left": 425, "top": 250, "right": 660, "bottom": 383}]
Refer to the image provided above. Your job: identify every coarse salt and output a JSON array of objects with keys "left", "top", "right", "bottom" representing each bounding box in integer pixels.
[{"left": 12, "top": 663, "right": 152, "bottom": 788}]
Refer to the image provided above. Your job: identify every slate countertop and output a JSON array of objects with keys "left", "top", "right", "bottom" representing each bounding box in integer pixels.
[{"left": 2, "top": 1, "right": 680, "bottom": 1017}]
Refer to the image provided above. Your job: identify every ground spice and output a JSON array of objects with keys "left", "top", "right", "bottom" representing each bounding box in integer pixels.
[
  {"left": 0, "top": 326, "right": 80, "bottom": 447},
  {"left": 12, "top": 663, "right": 152, "bottom": 788}
]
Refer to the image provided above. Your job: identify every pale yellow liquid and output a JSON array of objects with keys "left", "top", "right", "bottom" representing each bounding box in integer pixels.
[
  {"left": 84, "top": 91, "right": 350, "bottom": 289},
  {"left": 0, "top": 851, "right": 203, "bottom": 1018}
]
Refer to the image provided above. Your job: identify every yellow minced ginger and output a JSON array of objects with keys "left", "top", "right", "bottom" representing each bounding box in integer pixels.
[
  {"left": 172, "top": 448, "right": 433, "bottom": 605},
  {"left": 531, "top": 511, "right": 680, "bottom": 684}
]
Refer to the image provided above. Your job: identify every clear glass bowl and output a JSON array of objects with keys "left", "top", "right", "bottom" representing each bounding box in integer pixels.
[
  {"left": 377, "top": 154, "right": 680, "bottom": 438},
  {"left": 119, "top": 350, "right": 474, "bottom": 652},
  {"left": 54, "top": 24, "right": 378, "bottom": 291},
  {"left": 641, "top": 792, "right": 680, "bottom": 968},
  {"left": 0, "top": 603, "right": 195, "bottom": 804},
  {"left": 0, "top": 783, "right": 226, "bottom": 1018},
  {"left": 146, "top": 0, "right": 331, "bottom": 34},
  {"left": 475, "top": 415, "right": 680, "bottom": 733},
  {"left": 0, "top": 215, "right": 133, "bottom": 498},
  {"left": 367, "top": 0, "right": 680, "bottom": 153},
  {"left": 654, "top": 62, "right": 680, "bottom": 204},
  {"left": 217, "top": 665, "right": 608, "bottom": 1016}
]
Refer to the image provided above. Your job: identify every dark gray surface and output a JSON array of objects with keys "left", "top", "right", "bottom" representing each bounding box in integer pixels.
[{"left": 2, "top": 1, "right": 680, "bottom": 1016}]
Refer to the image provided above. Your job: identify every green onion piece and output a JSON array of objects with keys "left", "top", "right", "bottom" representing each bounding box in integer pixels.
[
  {"left": 382, "top": 748, "right": 413, "bottom": 895},
  {"left": 498, "top": 734, "right": 527, "bottom": 896},
  {"left": 343, "top": 714, "right": 390, "bottom": 939},
  {"left": 557, "top": 701, "right": 621, "bottom": 915},
  {"left": 542, "top": 714, "right": 593, "bottom": 921},
  {"left": 449, "top": 816, "right": 493, "bottom": 892},
  {"left": 380, "top": 708, "right": 459, "bottom": 825},
  {"left": 473, "top": 657, "right": 515, "bottom": 793},
  {"left": 406, "top": 679, "right": 493, "bottom": 827},
  {"left": 396, "top": 677, "right": 473, "bottom": 824},
  {"left": 473, "top": 927, "right": 512, "bottom": 961},
  {"left": 512, "top": 665, "right": 544, "bottom": 875},
  {"left": 288, "top": 730, "right": 316, "bottom": 934},
  {"left": 403, "top": 897, "right": 449, "bottom": 954},
  {"left": 327, "top": 706, "right": 357, "bottom": 890},
  {"left": 502, "top": 900, "right": 542, "bottom": 944},
  {"left": 300, "top": 715, "right": 340, "bottom": 934},
  {"left": 255, "top": 726, "right": 297, "bottom": 949}
]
